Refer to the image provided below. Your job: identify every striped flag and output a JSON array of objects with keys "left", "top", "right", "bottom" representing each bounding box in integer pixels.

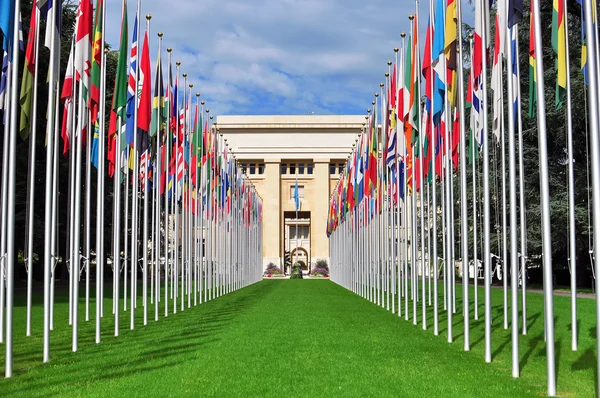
[
  {"left": 528, "top": 1, "right": 537, "bottom": 117},
  {"left": 125, "top": 14, "right": 138, "bottom": 146},
  {"left": 552, "top": 0, "right": 567, "bottom": 108},
  {"left": 19, "top": 0, "right": 37, "bottom": 140}
]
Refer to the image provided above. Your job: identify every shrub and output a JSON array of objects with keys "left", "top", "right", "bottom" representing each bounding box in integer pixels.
[
  {"left": 265, "top": 262, "right": 283, "bottom": 275},
  {"left": 315, "top": 259, "right": 328, "bottom": 270},
  {"left": 311, "top": 267, "right": 329, "bottom": 277},
  {"left": 290, "top": 262, "right": 304, "bottom": 279}
]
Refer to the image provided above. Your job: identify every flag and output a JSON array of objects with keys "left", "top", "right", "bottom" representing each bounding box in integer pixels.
[
  {"left": 0, "top": 50, "right": 8, "bottom": 120},
  {"left": 19, "top": 0, "right": 37, "bottom": 140},
  {"left": 508, "top": 0, "right": 524, "bottom": 28},
  {"left": 528, "top": 1, "right": 537, "bottom": 118},
  {"left": 125, "top": 14, "right": 138, "bottom": 146},
  {"left": 74, "top": 0, "right": 93, "bottom": 91},
  {"left": 38, "top": 0, "right": 62, "bottom": 55},
  {"left": 552, "top": 0, "right": 567, "bottom": 108},
  {"left": 61, "top": 39, "right": 75, "bottom": 155},
  {"left": 138, "top": 28, "right": 151, "bottom": 132},
  {"left": 575, "top": 0, "right": 590, "bottom": 84},
  {"left": 90, "top": 0, "right": 103, "bottom": 124},
  {"left": 150, "top": 46, "right": 164, "bottom": 137},
  {"left": 91, "top": 119, "right": 99, "bottom": 167},
  {"left": 0, "top": 0, "right": 15, "bottom": 52},
  {"left": 491, "top": 13, "right": 503, "bottom": 143},
  {"left": 107, "top": 0, "right": 128, "bottom": 177}
]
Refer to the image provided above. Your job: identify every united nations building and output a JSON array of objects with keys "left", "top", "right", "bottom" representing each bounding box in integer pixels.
[{"left": 217, "top": 115, "right": 362, "bottom": 272}]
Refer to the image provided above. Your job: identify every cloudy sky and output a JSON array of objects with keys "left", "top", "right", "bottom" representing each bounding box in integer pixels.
[{"left": 104, "top": 0, "right": 474, "bottom": 116}]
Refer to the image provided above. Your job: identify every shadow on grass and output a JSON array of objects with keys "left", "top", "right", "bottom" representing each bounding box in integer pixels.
[{"left": 2, "top": 281, "right": 278, "bottom": 397}]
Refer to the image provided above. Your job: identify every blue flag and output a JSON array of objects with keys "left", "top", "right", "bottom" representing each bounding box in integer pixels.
[
  {"left": 294, "top": 178, "right": 300, "bottom": 211},
  {"left": 0, "top": 0, "right": 15, "bottom": 52}
]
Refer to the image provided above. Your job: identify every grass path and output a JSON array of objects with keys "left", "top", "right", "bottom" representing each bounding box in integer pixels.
[{"left": 0, "top": 280, "right": 597, "bottom": 397}]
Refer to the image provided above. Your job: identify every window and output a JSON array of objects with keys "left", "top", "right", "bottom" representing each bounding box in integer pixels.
[
  {"left": 329, "top": 163, "right": 336, "bottom": 175},
  {"left": 281, "top": 163, "right": 287, "bottom": 174},
  {"left": 289, "top": 163, "right": 296, "bottom": 175},
  {"left": 258, "top": 164, "right": 265, "bottom": 174},
  {"left": 338, "top": 163, "right": 344, "bottom": 174},
  {"left": 298, "top": 163, "right": 305, "bottom": 174},
  {"left": 307, "top": 164, "right": 314, "bottom": 175},
  {"left": 241, "top": 163, "right": 247, "bottom": 174},
  {"left": 249, "top": 163, "right": 256, "bottom": 174},
  {"left": 290, "top": 185, "right": 304, "bottom": 199}
]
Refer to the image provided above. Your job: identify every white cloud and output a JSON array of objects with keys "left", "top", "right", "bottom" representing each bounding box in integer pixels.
[{"left": 102, "top": 0, "right": 473, "bottom": 116}]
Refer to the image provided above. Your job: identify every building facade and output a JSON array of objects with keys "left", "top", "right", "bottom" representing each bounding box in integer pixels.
[{"left": 217, "top": 115, "right": 362, "bottom": 272}]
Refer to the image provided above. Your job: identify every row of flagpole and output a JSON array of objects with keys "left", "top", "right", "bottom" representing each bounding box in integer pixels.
[
  {"left": 0, "top": 0, "right": 264, "bottom": 378},
  {"left": 328, "top": 0, "right": 600, "bottom": 395}
]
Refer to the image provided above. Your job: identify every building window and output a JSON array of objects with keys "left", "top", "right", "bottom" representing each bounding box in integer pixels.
[
  {"left": 298, "top": 163, "right": 305, "bottom": 174},
  {"left": 329, "top": 163, "right": 336, "bottom": 175},
  {"left": 307, "top": 164, "right": 313, "bottom": 175},
  {"left": 338, "top": 163, "right": 344, "bottom": 174},
  {"left": 241, "top": 163, "right": 247, "bottom": 173},
  {"left": 249, "top": 163, "right": 256, "bottom": 174},
  {"left": 290, "top": 185, "right": 304, "bottom": 199},
  {"left": 281, "top": 163, "right": 287, "bottom": 174},
  {"left": 258, "top": 164, "right": 265, "bottom": 174},
  {"left": 289, "top": 163, "right": 296, "bottom": 175}
]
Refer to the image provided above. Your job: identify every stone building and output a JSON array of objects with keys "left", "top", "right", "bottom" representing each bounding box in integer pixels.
[{"left": 217, "top": 115, "right": 361, "bottom": 272}]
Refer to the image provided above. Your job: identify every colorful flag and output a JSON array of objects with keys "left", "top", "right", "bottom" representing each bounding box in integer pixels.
[
  {"left": 90, "top": 0, "right": 103, "bottom": 124},
  {"left": 150, "top": 46, "right": 164, "bottom": 137},
  {"left": 125, "top": 14, "right": 138, "bottom": 146},
  {"left": 138, "top": 28, "right": 151, "bottom": 132},
  {"left": 0, "top": 0, "right": 15, "bottom": 52},
  {"left": 19, "top": 0, "right": 38, "bottom": 140},
  {"left": 528, "top": 1, "right": 537, "bottom": 118},
  {"left": 552, "top": 0, "right": 567, "bottom": 108}
]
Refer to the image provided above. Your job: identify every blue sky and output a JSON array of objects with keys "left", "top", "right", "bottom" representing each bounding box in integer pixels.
[{"left": 104, "top": 0, "right": 474, "bottom": 116}]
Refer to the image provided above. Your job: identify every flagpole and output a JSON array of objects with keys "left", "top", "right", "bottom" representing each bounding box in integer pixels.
[
  {"left": 479, "top": 0, "right": 493, "bottom": 363},
  {"left": 95, "top": 21, "right": 108, "bottom": 344},
  {"left": 581, "top": 0, "right": 600, "bottom": 393},
  {"left": 5, "top": 0, "right": 21, "bottom": 375},
  {"left": 25, "top": 4, "right": 41, "bottom": 337},
  {"left": 42, "top": 0, "right": 59, "bottom": 360},
  {"left": 50, "top": 85, "right": 61, "bottom": 332},
  {"left": 0, "top": 55, "right": 10, "bottom": 344},
  {"left": 154, "top": 32, "right": 163, "bottom": 321},
  {"left": 456, "top": 0, "right": 469, "bottom": 351},
  {"left": 531, "top": 0, "right": 556, "bottom": 394},
  {"left": 561, "top": 0, "right": 577, "bottom": 352},
  {"left": 164, "top": 48, "right": 172, "bottom": 318}
]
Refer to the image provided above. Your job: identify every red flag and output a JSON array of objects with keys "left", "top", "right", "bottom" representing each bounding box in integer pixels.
[{"left": 137, "top": 30, "right": 151, "bottom": 132}]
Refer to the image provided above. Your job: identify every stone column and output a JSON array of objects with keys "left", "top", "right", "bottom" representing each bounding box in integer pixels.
[
  {"left": 312, "top": 159, "right": 330, "bottom": 267},
  {"left": 263, "top": 159, "right": 281, "bottom": 268}
]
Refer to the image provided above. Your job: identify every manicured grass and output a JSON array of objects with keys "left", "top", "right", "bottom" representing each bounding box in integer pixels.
[{"left": 0, "top": 279, "right": 596, "bottom": 396}]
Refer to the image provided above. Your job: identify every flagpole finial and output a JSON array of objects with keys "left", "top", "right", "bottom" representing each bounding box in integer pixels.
[
  {"left": 387, "top": 61, "right": 392, "bottom": 66},
  {"left": 201, "top": 101, "right": 205, "bottom": 105},
  {"left": 189, "top": 83, "right": 193, "bottom": 88},
  {"left": 385, "top": 72, "right": 389, "bottom": 77},
  {"left": 401, "top": 32, "right": 406, "bottom": 38},
  {"left": 206, "top": 108, "right": 209, "bottom": 113},
  {"left": 104, "top": 48, "right": 109, "bottom": 55},
  {"left": 167, "top": 47, "right": 172, "bottom": 53},
  {"left": 374, "top": 94, "right": 378, "bottom": 98},
  {"left": 146, "top": 14, "right": 152, "bottom": 20},
  {"left": 210, "top": 116, "right": 214, "bottom": 120},
  {"left": 367, "top": 110, "right": 371, "bottom": 114},
  {"left": 394, "top": 47, "right": 399, "bottom": 53},
  {"left": 176, "top": 61, "right": 181, "bottom": 66},
  {"left": 158, "top": 32, "right": 163, "bottom": 38},
  {"left": 183, "top": 73, "right": 187, "bottom": 78},
  {"left": 468, "top": 33, "right": 473, "bottom": 39},
  {"left": 409, "top": 14, "right": 414, "bottom": 21},
  {"left": 196, "top": 93, "right": 200, "bottom": 97}
]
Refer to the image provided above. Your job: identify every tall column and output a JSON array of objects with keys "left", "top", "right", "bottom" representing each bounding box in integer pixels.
[
  {"left": 312, "top": 159, "right": 331, "bottom": 265},
  {"left": 263, "top": 159, "right": 282, "bottom": 268}
]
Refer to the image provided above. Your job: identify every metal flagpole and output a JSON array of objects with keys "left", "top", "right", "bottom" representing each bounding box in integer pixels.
[
  {"left": 456, "top": 0, "right": 469, "bottom": 351},
  {"left": 469, "top": 34, "right": 479, "bottom": 321},
  {"left": 25, "top": 4, "right": 41, "bottom": 337},
  {"left": 130, "top": 3, "right": 142, "bottom": 330},
  {"left": 561, "top": 0, "right": 577, "bottom": 351},
  {"left": 506, "top": 21, "right": 520, "bottom": 378},
  {"left": 532, "top": 0, "right": 556, "bottom": 393},
  {"left": 142, "top": 14, "right": 152, "bottom": 326},
  {"left": 113, "top": 114, "right": 122, "bottom": 336},
  {"left": 43, "top": 0, "right": 59, "bottom": 358},
  {"left": 96, "top": 23, "right": 108, "bottom": 343},
  {"left": 5, "top": 0, "right": 21, "bottom": 374},
  {"left": 50, "top": 86, "right": 61, "bottom": 332},
  {"left": 480, "top": 0, "right": 493, "bottom": 363},
  {"left": 0, "top": 50, "right": 10, "bottom": 344},
  {"left": 164, "top": 49, "right": 172, "bottom": 318}
]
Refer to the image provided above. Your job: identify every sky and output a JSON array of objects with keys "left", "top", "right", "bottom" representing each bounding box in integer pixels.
[{"left": 104, "top": 0, "right": 474, "bottom": 117}]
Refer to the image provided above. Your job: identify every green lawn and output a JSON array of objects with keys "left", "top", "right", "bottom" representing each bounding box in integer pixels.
[{"left": 0, "top": 279, "right": 596, "bottom": 397}]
